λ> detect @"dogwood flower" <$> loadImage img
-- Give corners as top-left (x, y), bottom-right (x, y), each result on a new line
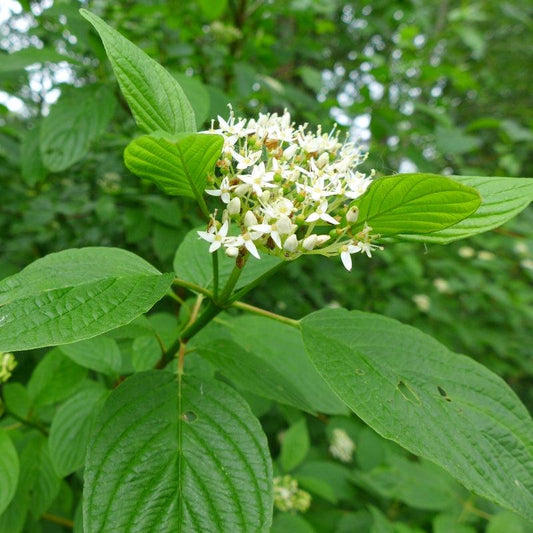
top-left (200, 106), bottom-right (380, 270)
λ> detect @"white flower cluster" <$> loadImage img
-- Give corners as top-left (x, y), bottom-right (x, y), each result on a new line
top-left (198, 107), bottom-right (381, 271)
top-left (328, 428), bottom-right (356, 463)
top-left (273, 475), bottom-right (311, 513)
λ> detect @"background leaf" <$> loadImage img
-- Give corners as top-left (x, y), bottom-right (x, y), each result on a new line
top-left (84, 371), bottom-right (273, 532)
top-left (60, 336), bottom-right (122, 376)
top-left (354, 174), bottom-right (480, 236)
top-left (0, 429), bottom-right (19, 516)
top-left (49, 383), bottom-right (108, 477)
top-left (40, 84), bottom-right (115, 172)
top-left (280, 418), bottom-right (310, 471)
top-left (0, 247), bottom-right (173, 351)
top-left (301, 308), bottom-right (533, 520)
top-left (194, 315), bottom-right (347, 415)
top-left (173, 227), bottom-right (281, 290)
top-left (80, 9), bottom-right (196, 134)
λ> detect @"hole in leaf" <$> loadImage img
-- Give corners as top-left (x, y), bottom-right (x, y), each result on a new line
top-left (437, 385), bottom-right (452, 402)
top-left (183, 411), bottom-right (197, 423)
top-left (354, 368), bottom-right (365, 376)
top-left (397, 380), bottom-right (421, 404)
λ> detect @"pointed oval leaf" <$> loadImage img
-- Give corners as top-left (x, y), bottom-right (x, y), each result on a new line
top-left (354, 174), bottom-right (480, 236)
top-left (124, 132), bottom-right (223, 206)
top-left (84, 371), bottom-right (273, 532)
top-left (301, 309), bottom-right (533, 520)
top-left (396, 176), bottom-right (533, 243)
top-left (0, 248), bottom-right (173, 352)
top-left (0, 429), bottom-right (19, 516)
top-left (80, 9), bottom-right (196, 134)
top-left (49, 383), bottom-right (108, 477)
top-left (40, 84), bottom-right (115, 172)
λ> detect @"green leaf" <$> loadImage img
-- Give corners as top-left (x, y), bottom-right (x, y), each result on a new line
top-left (131, 335), bottom-right (162, 371)
top-left (397, 176), bottom-right (533, 244)
top-left (271, 513), bottom-right (315, 533)
top-left (173, 73), bottom-right (211, 128)
top-left (80, 9), bottom-right (196, 134)
top-left (435, 126), bottom-right (482, 155)
top-left (27, 349), bottom-right (87, 407)
top-left (20, 124), bottom-right (47, 186)
top-left (0, 429), bottom-right (19, 516)
top-left (194, 315), bottom-right (347, 415)
top-left (487, 511), bottom-right (530, 533)
top-left (49, 383), bottom-right (108, 477)
top-left (0, 47), bottom-right (78, 72)
top-left (20, 435), bottom-right (61, 518)
top-left (354, 174), bottom-right (481, 236)
top-left (301, 309), bottom-right (533, 520)
top-left (40, 84), bottom-right (115, 172)
top-left (124, 132), bottom-right (223, 207)
top-left (84, 371), bottom-right (273, 532)
top-left (60, 336), bottom-right (122, 376)
top-left (198, 0), bottom-right (228, 20)
top-left (2, 382), bottom-right (31, 419)
top-left (0, 247), bottom-right (173, 352)
top-left (281, 418), bottom-right (310, 472)
top-left (173, 227), bottom-right (282, 291)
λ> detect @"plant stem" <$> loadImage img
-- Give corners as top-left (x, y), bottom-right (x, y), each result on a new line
top-left (41, 513), bottom-right (74, 529)
top-left (212, 251), bottom-right (220, 300)
top-left (232, 301), bottom-right (300, 328)
top-left (5, 409), bottom-right (48, 436)
top-left (227, 260), bottom-right (287, 304)
top-left (173, 278), bottom-right (212, 298)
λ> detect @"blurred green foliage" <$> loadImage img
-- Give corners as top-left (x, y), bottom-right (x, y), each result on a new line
top-left (0, 0), bottom-right (532, 531)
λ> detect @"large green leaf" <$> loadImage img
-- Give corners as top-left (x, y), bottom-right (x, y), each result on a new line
top-left (80, 9), bottom-right (196, 134)
top-left (397, 176), bottom-right (533, 243)
top-left (20, 123), bottom-right (47, 186)
top-left (173, 227), bottom-right (281, 290)
top-left (40, 84), bottom-right (115, 172)
top-left (0, 248), bottom-right (173, 352)
top-left (84, 371), bottom-right (273, 532)
top-left (354, 173), bottom-right (480, 236)
top-left (301, 309), bottom-right (533, 520)
top-left (0, 430), bottom-right (19, 516)
top-left (49, 383), bottom-right (108, 477)
top-left (194, 316), bottom-right (347, 415)
top-left (124, 132), bottom-right (223, 205)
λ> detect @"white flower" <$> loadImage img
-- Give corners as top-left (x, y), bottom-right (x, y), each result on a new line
top-left (413, 294), bottom-right (431, 312)
top-left (243, 210), bottom-right (258, 227)
top-left (205, 176), bottom-right (232, 204)
top-left (302, 234), bottom-right (318, 250)
top-left (251, 216), bottom-right (293, 249)
top-left (197, 220), bottom-right (229, 253)
top-left (340, 243), bottom-right (361, 271)
top-left (232, 149), bottom-right (262, 170)
top-left (239, 162), bottom-right (276, 196)
top-left (305, 199), bottom-right (339, 225)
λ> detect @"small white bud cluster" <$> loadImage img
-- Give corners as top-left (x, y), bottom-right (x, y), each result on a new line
top-left (328, 428), bottom-right (356, 463)
top-left (273, 475), bottom-right (312, 513)
top-left (198, 107), bottom-right (381, 270)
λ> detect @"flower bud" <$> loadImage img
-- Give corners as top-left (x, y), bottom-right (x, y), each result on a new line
top-left (260, 190), bottom-right (271, 203)
top-left (225, 246), bottom-right (239, 258)
top-left (283, 234), bottom-right (298, 252)
top-left (277, 216), bottom-right (293, 235)
top-left (346, 206), bottom-right (359, 223)
top-left (283, 144), bottom-right (298, 160)
top-left (244, 210), bottom-right (258, 227)
top-left (317, 152), bottom-right (329, 169)
top-left (302, 234), bottom-right (318, 250)
top-left (228, 197), bottom-right (241, 215)
top-left (316, 235), bottom-right (331, 246)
